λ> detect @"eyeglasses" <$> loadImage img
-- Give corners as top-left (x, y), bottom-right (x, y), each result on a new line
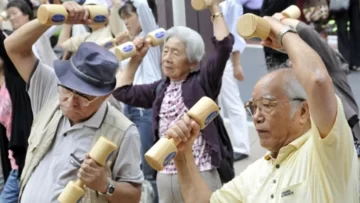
top-left (244, 97), bottom-right (305, 116)
top-left (57, 84), bottom-right (96, 107)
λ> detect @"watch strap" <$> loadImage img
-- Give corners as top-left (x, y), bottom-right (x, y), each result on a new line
top-left (98, 178), bottom-right (115, 196)
top-left (277, 25), bottom-right (297, 46)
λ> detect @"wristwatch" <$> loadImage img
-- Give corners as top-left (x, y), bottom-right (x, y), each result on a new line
top-left (99, 178), bottom-right (115, 196)
top-left (277, 25), bottom-right (297, 46)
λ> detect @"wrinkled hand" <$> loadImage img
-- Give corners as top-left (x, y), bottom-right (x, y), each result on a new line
top-left (63, 1), bottom-right (92, 25)
top-left (261, 16), bottom-right (288, 51)
top-left (115, 31), bottom-right (131, 45)
top-left (131, 37), bottom-right (150, 61)
top-left (166, 114), bottom-right (200, 153)
top-left (78, 154), bottom-right (109, 193)
top-left (233, 64), bottom-right (244, 81)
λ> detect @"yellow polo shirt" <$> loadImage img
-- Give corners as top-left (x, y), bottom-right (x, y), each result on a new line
top-left (211, 96), bottom-right (359, 203)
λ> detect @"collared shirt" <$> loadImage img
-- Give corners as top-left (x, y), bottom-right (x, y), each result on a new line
top-left (220, 0), bottom-right (246, 53)
top-left (210, 96), bottom-right (359, 203)
top-left (21, 61), bottom-right (144, 202)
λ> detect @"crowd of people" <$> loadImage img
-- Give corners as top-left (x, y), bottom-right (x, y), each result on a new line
top-left (0, 0), bottom-right (358, 202)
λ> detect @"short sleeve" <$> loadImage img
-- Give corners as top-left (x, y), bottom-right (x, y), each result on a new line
top-left (112, 125), bottom-right (144, 184)
top-left (27, 60), bottom-right (59, 116)
top-left (210, 175), bottom-right (245, 203)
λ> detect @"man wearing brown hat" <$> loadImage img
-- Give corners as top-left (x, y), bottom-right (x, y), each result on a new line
top-left (4, 1), bottom-right (143, 203)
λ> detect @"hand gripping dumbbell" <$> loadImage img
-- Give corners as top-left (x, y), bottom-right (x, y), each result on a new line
top-left (236, 5), bottom-right (301, 40)
top-left (114, 28), bottom-right (166, 61)
top-left (57, 136), bottom-right (117, 203)
top-left (37, 4), bottom-right (108, 26)
top-left (144, 96), bottom-right (220, 171)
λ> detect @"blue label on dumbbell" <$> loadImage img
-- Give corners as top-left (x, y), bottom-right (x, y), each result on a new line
top-left (103, 41), bottom-right (113, 48)
top-left (106, 151), bottom-right (114, 162)
top-left (155, 31), bottom-right (165, 39)
top-left (52, 14), bottom-right (65, 23)
top-left (163, 152), bottom-right (177, 166)
top-left (204, 111), bottom-right (218, 127)
top-left (93, 15), bottom-right (107, 23)
top-left (122, 44), bottom-right (133, 53)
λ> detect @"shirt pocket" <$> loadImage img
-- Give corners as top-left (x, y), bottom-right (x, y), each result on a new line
top-left (279, 181), bottom-right (310, 203)
top-left (57, 154), bottom-right (83, 188)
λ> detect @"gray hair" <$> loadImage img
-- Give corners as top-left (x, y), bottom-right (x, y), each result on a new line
top-left (270, 67), bottom-right (307, 117)
top-left (165, 26), bottom-right (205, 63)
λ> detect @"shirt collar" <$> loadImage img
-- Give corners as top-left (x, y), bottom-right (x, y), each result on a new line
top-left (264, 129), bottom-right (311, 161)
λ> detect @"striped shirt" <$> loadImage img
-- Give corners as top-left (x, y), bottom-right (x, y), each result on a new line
top-left (158, 80), bottom-right (213, 174)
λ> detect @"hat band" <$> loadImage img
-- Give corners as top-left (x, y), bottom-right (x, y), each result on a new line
top-left (70, 58), bottom-right (114, 87)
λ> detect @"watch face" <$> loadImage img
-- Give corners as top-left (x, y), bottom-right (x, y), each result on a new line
top-left (108, 185), bottom-right (115, 194)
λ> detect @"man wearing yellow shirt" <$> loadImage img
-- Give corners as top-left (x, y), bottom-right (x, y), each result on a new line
top-left (165, 16), bottom-right (359, 203)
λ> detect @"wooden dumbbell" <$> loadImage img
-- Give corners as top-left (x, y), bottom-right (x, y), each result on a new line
top-left (236, 5), bottom-right (301, 40)
top-left (145, 96), bottom-right (220, 171)
top-left (0, 11), bottom-right (7, 21)
top-left (98, 37), bottom-right (118, 49)
top-left (37, 4), bottom-right (108, 26)
top-left (191, 0), bottom-right (213, 11)
top-left (57, 136), bottom-right (117, 203)
top-left (114, 28), bottom-right (166, 61)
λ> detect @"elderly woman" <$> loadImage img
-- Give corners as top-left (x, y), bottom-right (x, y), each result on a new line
top-left (112, 1), bottom-right (234, 202)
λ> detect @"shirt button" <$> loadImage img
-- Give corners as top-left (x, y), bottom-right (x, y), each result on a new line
top-left (273, 179), bottom-right (276, 184)
top-left (270, 194), bottom-right (274, 199)
top-left (276, 164), bottom-right (280, 169)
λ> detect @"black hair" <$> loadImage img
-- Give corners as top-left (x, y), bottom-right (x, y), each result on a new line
top-left (119, 0), bottom-right (158, 23)
top-left (6, 0), bottom-right (34, 20)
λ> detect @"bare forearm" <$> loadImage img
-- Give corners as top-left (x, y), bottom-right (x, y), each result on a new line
top-left (116, 58), bottom-right (141, 88)
top-left (105, 182), bottom-right (141, 203)
top-left (5, 19), bottom-right (51, 55)
top-left (174, 151), bottom-right (212, 203)
top-left (209, 5), bottom-right (230, 41)
top-left (57, 24), bottom-right (72, 48)
top-left (282, 33), bottom-right (330, 92)
top-left (282, 32), bottom-right (336, 136)
top-left (231, 51), bottom-right (240, 66)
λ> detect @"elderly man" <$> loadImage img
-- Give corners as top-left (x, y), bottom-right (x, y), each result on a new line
top-left (4, 2), bottom-right (143, 203)
top-left (165, 16), bottom-right (359, 202)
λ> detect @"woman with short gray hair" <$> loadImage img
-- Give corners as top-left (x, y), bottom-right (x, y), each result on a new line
top-left (113, 1), bottom-right (234, 202)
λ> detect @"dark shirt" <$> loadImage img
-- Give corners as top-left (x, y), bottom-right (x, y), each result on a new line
top-left (113, 34), bottom-right (234, 167)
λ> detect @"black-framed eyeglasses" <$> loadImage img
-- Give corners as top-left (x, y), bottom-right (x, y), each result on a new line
top-left (244, 97), bottom-right (305, 116)
top-left (57, 84), bottom-right (96, 107)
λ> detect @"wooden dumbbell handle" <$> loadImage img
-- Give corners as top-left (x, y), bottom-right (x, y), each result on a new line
top-left (237, 5), bottom-right (300, 40)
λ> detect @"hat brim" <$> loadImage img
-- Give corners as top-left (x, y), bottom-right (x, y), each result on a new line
top-left (53, 60), bottom-right (116, 97)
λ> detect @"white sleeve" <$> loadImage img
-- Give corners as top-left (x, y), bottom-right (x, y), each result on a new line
top-left (230, 2), bottom-right (246, 53)
top-left (132, 0), bottom-right (157, 35)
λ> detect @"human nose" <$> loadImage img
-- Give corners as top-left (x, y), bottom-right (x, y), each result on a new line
top-left (252, 107), bottom-right (265, 124)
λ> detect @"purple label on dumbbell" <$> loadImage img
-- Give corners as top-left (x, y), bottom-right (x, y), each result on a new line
top-left (163, 152), bottom-right (177, 166)
top-left (52, 14), bottom-right (65, 23)
top-left (155, 31), bottom-right (165, 39)
top-left (204, 111), bottom-right (218, 126)
top-left (93, 15), bottom-right (107, 23)
top-left (122, 44), bottom-right (133, 52)
top-left (104, 41), bottom-right (113, 48)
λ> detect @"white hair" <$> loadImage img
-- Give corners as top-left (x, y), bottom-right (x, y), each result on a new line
top-left (165, 26), bottom-right (205, 63)
top-left (270, 68), bottom-right (307, 117)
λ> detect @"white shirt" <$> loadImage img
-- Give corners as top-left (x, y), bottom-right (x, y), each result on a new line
top-left (120, 0), bottom-right (162, 85)
top-left (220, 0), bottom-right (247, 53)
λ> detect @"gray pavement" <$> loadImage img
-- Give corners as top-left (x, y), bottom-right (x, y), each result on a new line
top-left (232, 45), bottom-right (360, 174)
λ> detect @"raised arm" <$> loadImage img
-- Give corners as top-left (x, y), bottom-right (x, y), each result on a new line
top-left (109, 0), bottom-right (127, 36)
top-left (112, 38), bottom-right (159, 108)
top-left (264, 17), bottom-right (336, 137)
top-left (4, 19), bottom-right (50, 83)
top-left (280, 18), bottom-right (342, 73)
top-left (200, 2), bottom-right (234, 98)
top-left (132, 0), bottom-right (157, 35)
